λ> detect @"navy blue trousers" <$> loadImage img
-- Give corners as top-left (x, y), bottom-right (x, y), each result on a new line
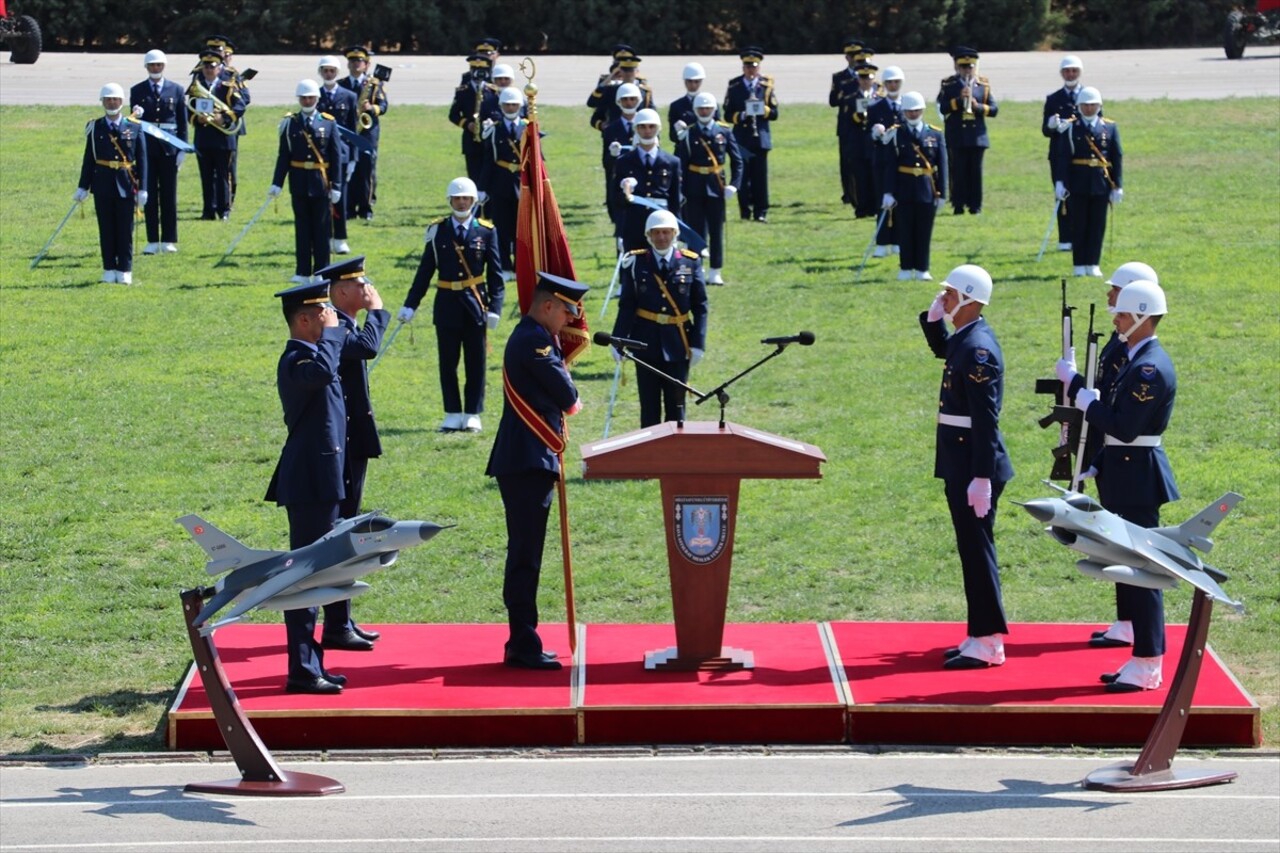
top-left (284, 502), bottom-right (340, 680)
top-left (944, 478), bottom-right (1009, 638)
top-left (497, 472), bottom-right (558, 660)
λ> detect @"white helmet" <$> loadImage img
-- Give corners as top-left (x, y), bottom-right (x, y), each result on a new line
top-left (1060, 55), bottom-right (1083, 71)
top-left (99, 83), bottom-right (124, 99)
top-left (901, 91), bottom-right (926, 111)
top-left (693, 92), bottom-right (717, 111)
top-left (143, 49), bottom-right (167, 66)
top-left (295, 79), bottom-right (321, 98)
top-left (1078, 86), bottom-right (1102, 105)
top-left (447, 176), bottom-right (478, 198)
top-left (492, 63), bottom-right (514, 81)
top-left (942, 264), bottom-right (994, 306)
top-left (616, 83), bottom-right (642, 102)
top-left (318, 55), bottom-right (342, 70)
top-left (682, 62), bottom-right (706, 81)
top-left (881, 65), bottom-right (904, 83)
top-left (499, 86), bottom-right (524, 106)
top-left (645, 209), bottom-right (678, 232)
top-left (634, 108), bottom-right (661, 128)
top-left (1106, 261), bottom-right (1159, 289)
top-left (1111, 280), bottom-right (1166, 317)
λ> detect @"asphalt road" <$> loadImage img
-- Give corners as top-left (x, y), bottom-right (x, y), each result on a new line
top-left (2, 751), bottom-right (1277, 851)
top-left (1, 48), bottom-right (1277, 107)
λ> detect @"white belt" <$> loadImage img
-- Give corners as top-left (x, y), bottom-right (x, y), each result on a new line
top-left (158, 123), bottom-right (178, 131)
top-left (937, 414), bottom-right (972, 428)
top-left (1105, 435), bottom-right (1162, 447)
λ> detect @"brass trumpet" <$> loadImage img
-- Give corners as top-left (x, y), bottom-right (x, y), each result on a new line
top-left (186, 79), bottom-right (241, 135)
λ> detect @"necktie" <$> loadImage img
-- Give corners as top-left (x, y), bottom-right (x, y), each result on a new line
top-left (508, 120), bottom-right (516, 137)
top-left (658, 257), bottom-right (668, 275)
top-left (646, 152), bottom-right (654, 167)
top-left (153, 84), bottom-right (160, 99)
top-left (456, 224), bottom-right (466, 242)
top-left (623, 121), bottom-right (630, 135)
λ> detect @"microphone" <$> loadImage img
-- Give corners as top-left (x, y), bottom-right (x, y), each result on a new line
top-left (593, 331), bottom-right (648, 350)
top-left (760, 331), bottom-right (816, 347)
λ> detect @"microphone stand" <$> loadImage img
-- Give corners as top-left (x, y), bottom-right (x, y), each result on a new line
top-left (617, 347), bottom-right (704, 428)
top-left (694, 343), bottom-right (793, 429)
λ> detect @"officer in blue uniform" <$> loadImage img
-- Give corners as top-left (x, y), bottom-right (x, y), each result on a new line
top-left (486, 273), bottom-right (588, 671)
top-left (676, 92), bottom-right (741, 285)
top-left (1043, 55), bottom-right (1085, 252)
top-left (936, 47), bottom-right (997, 215)
top-left (588, 45), bottom-right (654, 133)
top-left (1057, 279), bottom-right (1177, 692)
top-left (459, 36), bottom-right (504, 85)
top-left (449, 54), bottom-right (500, 182)
top-left (129, 50), bottom-right (186, 255)
top-left (600, 83), bottom-right (643, 240)
top-left (724, 47), bottom-right (778, 222)
top-left (318, 55), bottom-right (358, 255)
top-left (188, 48), bottom-right (244, 220)
top-left (478, 87), bottom-right (529, 277)
top-left (867, 66), bottom-right (906, 257)
top-left (879, 91), bottom-right (947, 281)
top-left (611, 209), bottom-right (709, 428)
top-left (397, 177), bottom-right (504, 434)
top-left (270, 79), bottom-right (343, 284)
top-left (265, 279), bottom-right (348, 694)
top-left (614, 109), bottom-right (683, 252)
top-left (1053, 86), bottom-right (1122, 278)
top-left (667, 62), bottom-right (716, 143)
top-left (919, 265), bottom-right (1013, 670)
top-left (830, 40), bottom-right (879, 216)
top-left (76, 83), bottom-right (147, 285)
top-left (337, 45), bottom-right (388, 221)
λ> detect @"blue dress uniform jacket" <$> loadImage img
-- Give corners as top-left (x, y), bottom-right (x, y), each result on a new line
top-left (613, 247), bottom-right (708, 360)
top-left (936, 74), bottom-right (997, 148)
top-left (677, 121), bottom-right (742, 200)
top-left (881, 123), bottom-right (947, 273)
top-left (130, 78), bottom-right (187, 245)
top-left (613, 147), bottom-right (683, 250)
top-left (338, 308), bottom-right (389, 460)
top-left (724, 74), bottom-right (779, 152)
top-left (336, 74), bottom-right (388, 144)
top-left (189, 75), bottom-right (245, 151)
top-left (666, 93), bottom-right (718, 143)
top-left (1053, 117), bottom-right (1122, 196)
top-left (1041, 86), bottom-right (1080, 159)
top-left (319, 84), bottom-right (358, 135)
top-left (588, 78), bottom-right (654, 131)
top-left (78, 116), bottom-right (147, 274)
top-left (265, 329), bottom-right (348, 506)
top-left (449, 81), bottom-right (500, 178)
top-left (272, 112), bottom-right (343, 198)
top-left (403, 216), bottom-right (505, 323)
top-left (129, 79), bottom-right (188, 148)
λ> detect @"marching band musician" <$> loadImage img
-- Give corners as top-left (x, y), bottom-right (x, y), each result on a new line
top-left (724, 46), bottom-right (779, 223)
top-left (129, 49), bottom-right (186, 255)
top-left (587, 44), bottom-right (653, 133)
top-left (188, 47), bottom-right (245, 221)
top-left (830, 39), bottom-right (880, 217)
top-left (338, 45), bottom-right (388, 221)
top-left (936, 46), bottom-right (997, 216)
top-left (75, 82), bottom-right (148, 285)
top-left (202, 35), bottom-right (251, 207)
top-left (449, 53), bottom-right (500, 182)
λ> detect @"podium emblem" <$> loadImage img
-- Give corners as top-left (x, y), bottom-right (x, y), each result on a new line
top-left (674, 496), bottom-right (729, 564)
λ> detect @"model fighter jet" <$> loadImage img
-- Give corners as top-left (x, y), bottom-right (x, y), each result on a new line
top-left (1019, 484), bottom-right (1244, 613)
top-left (178, 511), bottom-right (445, 635)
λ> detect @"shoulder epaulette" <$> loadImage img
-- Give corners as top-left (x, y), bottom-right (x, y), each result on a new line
top-left (941, 75), bottom-right (958, 85)
top-left (716, 120), bottom-right (733, 128)
top-left (679, 248), bottom-right (699, 259)
top-left (319, 111), bottom-right (334, 120)
top-left (278, 115), bottom-right (293, 134)
top-left (728, 75), bottom-right (744, 85)
top-left (85, 119), bottom-right (95, 135)
top-left (629, 248), bottom-right (647, 255)
top-left (1102, 118), bottom-right (1116, 125)
top-left (456, 84), bottom-right (469, 92)
top-left (761, 74), bottom-right (775, 83)
top-left (433, 215), bottom-right (451, 226)
top-left (928, 123), bottom-right (942, 132)
top-left (476, 216), bottom-right (495, 228)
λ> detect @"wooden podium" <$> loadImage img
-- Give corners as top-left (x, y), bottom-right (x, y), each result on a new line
top-left (581, 421), bottom-right (825, 670)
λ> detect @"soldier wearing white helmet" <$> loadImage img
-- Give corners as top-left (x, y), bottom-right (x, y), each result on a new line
top-left (316, 55), bottom-right (358, 255)
top-left (920, 264), bottom-right (1014, 671)
top-left (75, 82), bottom-right (148, 284)
top-left (269, 80), bottom-right (343, 284)
top-left (398, 177), bottom-right (504, 434)
top-left (1043, 55), bottom-right (1086, 251)
top-left (867, 65), bottom-right (906, 257)
top-left (129, 49), bottom-right (187, 256)
top-left (601, 82), bottom-right (645, 241)
top-left (677, 91), bottom-right (742, 284)
top-left (611, 209), bottom-right (709, 427)
top-left (668, 61), bottom-right (715, 143)
top-left (479, 87), bottom-right (530, 279)
top-left (879, 90), bottom-right (947, 280)
top-left (1053, 85), bottom-right (1122, 278)
top-left (614, 108), bottom-right (683, 251)
top-left (1055, 279), bottom-right (1178, 693)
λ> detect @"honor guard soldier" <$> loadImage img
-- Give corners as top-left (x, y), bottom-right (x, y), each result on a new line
top-left (449, 53), bottom-right (500, 182)
top-left (269, 80), bottom-right (343, 284)
top-left (129, 49), bottom-right (186, 255)
top-left (486, 273), bottom-right (589, 671)
top-left (490, 64), bottom-right (527, 117)
top-left (265, 279), bottom-right (349, 695)
top-left (188, 48), bottom-right (245, 220)
top-left (75, 83), bottom-right (148, 284)
top-left (676, 92), bottom-right (741, 285)
top-left (1043, 55), bottom-right (1085, 252)
top-left (879, 91), bottom-right (947, 281)
top-left (1054, 280), bottom-right (1177, 692)
top-left (611, 209), bottom-right (709, 427)
top-left (312, 255), bottom-right (390, 652)
top-left (338, 45), bottom-right (388, 221)
top-left (201, 35), bottom-right (251, 206)
top-left (397, 177), bottom-right (505, 434)
top-left (919, 265), bottom-right (1014, 671)
top-left (1053, 86), bottom-right (1122, 278)
top-left (460, 36), bottom-right (503, 84)
top-left (613, 109), bottom-right (683, 252)
top-left (936, 47), bottom-right (997, 215)
top-left (830, 39), bottom-right (880, 216)
top-left (318, 55), bottom-right (358, 255)
top-left (601, 82), bottom-right (644, 241)
top-left (724, 46), bottom-right (779, 222)
top-left (868, 65), bottom-right (906, 257)
top-left (588, 44), bottom-right (654, 133)
top-left (478, 86), bottom-right (530, 279)
top-left (668, 62), bottom-right (717, 143)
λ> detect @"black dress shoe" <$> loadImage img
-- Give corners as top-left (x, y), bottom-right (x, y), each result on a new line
top-left (968, 208), bottom-right (982, 215)
top-left (953, 208), bottom-right (965, 215)
top-left (352, 625), bottom-right (381, 642)
top-left (943, 646), bottom-right (963, 659)
top-left (504, 652), bottom-right (563, 671)
top-left (1089, 635), bottom-right (1132, 648)
top-left (943, 654), bottom-right (993, 670)
top-left (1105, 681), bottom-right (1143, 694)
top-left (321, 630), bottom-right (375, 651)
top-left (1100, 671), bottom-right (1120, 684)
top-left (286, 675), bottom-right (343, 694)
top-left (321, 671), bottom-right (348, 686)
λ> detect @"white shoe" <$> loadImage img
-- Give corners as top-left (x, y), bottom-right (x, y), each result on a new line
top-left (462, 414), bottom-right (482, 432)
top-left (896, 270), bottom-right (912, 281)
top-left (1072, 266), bottom-right (1087, 276)
top-left (142, 242), bottom-right (160, 255)
top-left (118, 270), bottom-right (133, 285)
top-left (707, 268), bottom-right (724, 285)
top-left (1088, 265), bottom-right (1103, 277)
top-left (1100, 619), bottom-right (1134, 645)
top-left (1114, 655), bottom-right (1163, 690)
top-left (332, 239), bottom-right (350, 254)
top-left (958, 634), bottom-right (1006, 665)
top-left (917, 270), bottom-right (933, 281)
top-left (890, 245), bottom-right (900, 255)
top-left (162, 242), bottom-right (178, 253)
top-left (439, 413), bottom-right (464, 432)
top-left (101, 270), bottom-right (118, 283)
top-left (289, 274), bottom-right (310, 284)
top-left (872, 246), bottom-right (887, 258)
top-left (700, 247), bottom-right (710, 259)
top-left (1057, 242), bottom-right (1072, 251)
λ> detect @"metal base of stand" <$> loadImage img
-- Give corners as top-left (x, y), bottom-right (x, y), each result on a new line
top-left (186, 772), bottom-right (345, 797)
top-left (644, 646), bottom-right (754, 671)
top-left (1084, 762), bottom-right (1237, 792)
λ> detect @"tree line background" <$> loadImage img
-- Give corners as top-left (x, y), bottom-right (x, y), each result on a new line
top-left (10, 0), bottom-right (1241, 54)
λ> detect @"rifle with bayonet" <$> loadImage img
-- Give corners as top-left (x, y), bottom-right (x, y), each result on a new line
top-left (1070, 304), bottom-right (1102, 490)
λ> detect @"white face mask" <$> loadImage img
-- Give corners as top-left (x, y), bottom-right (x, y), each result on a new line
top-left (697, 112), bottom-right (715, 127)
top-left (620, 105), bottom-right (638, 118)
top-left (104, 105), bottom-right (122, 117)
top-left (451, 205), bottom-right (473, 222)
top-left (907, 117), bottom-right (924, 130)
top-left (148, 71), bottom-right (163, 82)
top-left (301, 103), bottom-right (317, 115)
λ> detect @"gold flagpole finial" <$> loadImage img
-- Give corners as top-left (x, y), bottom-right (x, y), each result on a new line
top-left (519, 57), bottom-right (538, 120)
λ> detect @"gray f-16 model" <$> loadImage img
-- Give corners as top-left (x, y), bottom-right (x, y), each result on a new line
top-left (178, 511), bottom-right (445, 635)
top-left (1019, 484), bottom-right (1245, 613)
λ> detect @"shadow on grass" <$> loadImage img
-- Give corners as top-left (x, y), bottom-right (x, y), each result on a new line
top-left (38, 689), bottom-right (172, 719)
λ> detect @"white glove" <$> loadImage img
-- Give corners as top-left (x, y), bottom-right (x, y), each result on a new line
top-left (132, 105), bottom-right (144, 118)
top-left (482, 117), bottom-right (494, 131)
top-left (268, 185), bottom-right (283, 198)
top-left (724, 185), bottom-right (738, 199)
top-left (881, 193), bottom-right (896, 210)
top-left (485, 311), bottom-right (499, 331)
top-left (1075, 386), bottom-right (1098, 412)
top-left (1056, 348), bottom-right (1077, 384)
top-left (871, 123), bottom-right (885, 139)
top-left (880, 126), bottom-right (897, 144)
top-left (690, 347), bottom-right (704, 368)
top-left (935, 197), bottom-right (946, 210)
top-left (1047, 114), bottom-right (1060, 130)
top-left (610, 346), bottom-right (623, 363)
top-left (176, 151), bottom-right (186, 170)
top-left (1080, 466), bottom-right (1098, 481)
top-left (73, 187), bottom-right (89, 202)
top-left (1055, 119), bottom-right (1072, 134)
top-left (967, 477), bottom-right (993, 519)
top-left (329, 189), bottom-right (342, 205)
top-left (1054, 181), bottom-right (1068, 201)
top-left (926, 292), bottom-right (946, 323)
top-left (1110, 188), bottom-right (1124, 205)
top-left (397, 306), bottom-right (415, 323)
top-left (673, 120), bottom-right (687, 134)
top-left (620, 176), bottom-right (638, 194)
top-left (477, 190), bottom-right (489, 204)
top-left (608, 141), bottom-right (622, 157)
top-left (136, 190), bottom-right (149, 207)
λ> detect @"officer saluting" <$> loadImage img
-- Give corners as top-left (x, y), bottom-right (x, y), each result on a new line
top-left (587, 44), bottom-right (654, 133)
top-left (269, 79), bottom-right (343, 285)
top-left (611, 209), bottom-right (709, 428)
top-left (75, 83), bottom-right (147, 285)
top-left (129, 49), bottom-right (186, 255)
top-left (936, 46), bottom-right (997, 216)
top-left (724, 46), bottom-right (779, 223)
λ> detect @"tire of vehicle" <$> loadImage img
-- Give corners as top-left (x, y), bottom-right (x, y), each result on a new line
top-left (1224, 10), bottom-right (1247, 59)
top-left (8, 15), bottom-right (42, 64)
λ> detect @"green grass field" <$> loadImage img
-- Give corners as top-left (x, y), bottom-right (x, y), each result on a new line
top-left (1, 97), bottom-right (1276, 754)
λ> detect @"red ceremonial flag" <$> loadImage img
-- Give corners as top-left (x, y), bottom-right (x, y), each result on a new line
top-left (515, 99), bottom-right (589, 366)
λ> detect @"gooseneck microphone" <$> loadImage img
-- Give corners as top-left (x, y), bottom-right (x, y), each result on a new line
top-left (593, 331), bottom-right (649, 350)
top-left (760, 331), bottom-right (816, 346)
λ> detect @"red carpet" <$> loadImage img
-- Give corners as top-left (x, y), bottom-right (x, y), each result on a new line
top-left (168, 622), bottom-right (1259, 751)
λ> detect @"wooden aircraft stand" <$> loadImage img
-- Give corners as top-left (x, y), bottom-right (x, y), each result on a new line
top-left (179, 588), bottom-right (344, 796)
top-left (581, 421), bottom-right (825, 671)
